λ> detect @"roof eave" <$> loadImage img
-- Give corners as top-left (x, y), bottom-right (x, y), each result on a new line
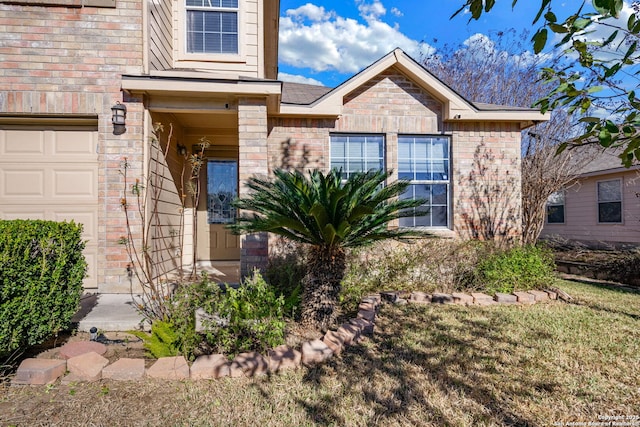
top-left (121, 74), bottom-right (282, 97)
top-left (276, 49), bottom-right (550, 126)
top-left (579, 164), bottom-right (640, 178)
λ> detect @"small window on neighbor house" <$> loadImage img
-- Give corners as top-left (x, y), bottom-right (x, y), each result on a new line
top-left (397, 135), bottom-right (450, 228)
top-left (597, 179), bottom-right (622, 223)
top-left (546, 191), bottom-right (565, 224)
top-left (186, 0), bottom-right (238, 54)
top-left (330, 134), bottom-right (384, 179)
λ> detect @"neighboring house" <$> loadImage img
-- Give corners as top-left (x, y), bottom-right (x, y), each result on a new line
top-left (541, 148), bottom-right (640, 248)
top-left (0, 0), bottom-right (548, 293)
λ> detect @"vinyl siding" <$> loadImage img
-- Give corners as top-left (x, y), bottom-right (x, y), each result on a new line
top-left (147, 114), bottom-right (187, 277)
top-left (171, 0), bottom-right (261, 77)
top-left (542, 170), bottom-right (640, 246)
top-left (149, 0), bottom-right (173, 70)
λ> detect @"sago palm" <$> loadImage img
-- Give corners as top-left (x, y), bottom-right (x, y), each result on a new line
top-left (229, 168), bottom-right (425, 331)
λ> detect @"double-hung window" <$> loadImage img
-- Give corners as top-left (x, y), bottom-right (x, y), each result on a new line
top-left (546, 191), bottom-right (565, 224)
top-left (597, 179), bottom-right (622, 223)
top-left (186, 0), bottom-right (238, 54)
top-left (398, 135), bottom-right (450, 228)
top-left (330, 134), bottom-right (384, 179)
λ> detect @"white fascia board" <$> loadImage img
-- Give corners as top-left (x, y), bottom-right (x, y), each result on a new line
top-left (448, 110), bottom-right (551, 122)
top-left (277, 49), bottom-right (478, 119)
top-left (274, 48), bottom-right (551, 124)
top-left (309, 54), bottom-right (398, 110)
top-left (278, 103), bottom-right (341, 116)
top-left (391, 50), bottom-right (475, 118)
top-left (122, 76), bottom-right (282, 97)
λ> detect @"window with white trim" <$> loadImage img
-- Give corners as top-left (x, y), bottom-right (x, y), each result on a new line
top-left (330, 134), bottom-right (384, 179)
top-left (186, 0), bottom-right (238, 54)
top-left (546, 191), bottom-right (565, 224)
top-left (597, 179), bottom-right (622, 223)
top-left (398, 135), bottom-right (450, 228)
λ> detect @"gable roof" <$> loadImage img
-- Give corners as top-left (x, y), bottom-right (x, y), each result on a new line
top-left (276, 48), bottom-right (549, 128)
top-left (281, 82), bottom-right (332, 104)
top-left (572, 145), bottom-right (640, 176)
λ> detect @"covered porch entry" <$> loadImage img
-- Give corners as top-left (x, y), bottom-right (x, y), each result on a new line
top-left (150, 108), bottom-right (241, 284)
top-left (122, 73), bottom-right (280, 284)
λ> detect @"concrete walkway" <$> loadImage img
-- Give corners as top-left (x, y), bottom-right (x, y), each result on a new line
top-left (73, 261), bottom-right (241, 332)
top-left (73, 293), bottom-right (147, 332)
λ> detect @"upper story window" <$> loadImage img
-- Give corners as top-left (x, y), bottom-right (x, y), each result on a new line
top-left (398, 135), bottom-right (450, 228)
top-left (186, 0), bottom-right (238, 54)
top-left (597, 179), bottom-right (622, 223)
top-left (330, 134), bottom-right (384, 179)
top-left (546, 191), bottom-right (565, 224)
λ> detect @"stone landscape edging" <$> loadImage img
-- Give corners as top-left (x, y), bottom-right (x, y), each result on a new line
top-left (12, 289), bottom-right (562, 385)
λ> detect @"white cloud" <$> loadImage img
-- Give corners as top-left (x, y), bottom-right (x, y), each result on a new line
top-left (463, 33), bottom-right (496, 53)
top-left (390, 7), bottom-right (403, 17)
top-left (357, 0), bottom-right (386, 20)
top-left (285, 3), bottom-right (333, 22)
top-left (459, 33), bottom-right (550, 68)
top-left (278, 72), bottom-right (324, 86)
top-left (279, 1), bottom-right (434, 74)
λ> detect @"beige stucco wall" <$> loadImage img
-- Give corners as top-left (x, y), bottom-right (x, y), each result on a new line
top-left (267, 69), bottom-right (523, 241)
top-left (0, 0), bottom-right (145, 292)
top-left (541, 170), bottom-right (640, 247)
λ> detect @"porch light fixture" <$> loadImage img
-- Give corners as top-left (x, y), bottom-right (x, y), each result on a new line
top-left (111, 101), bottom-right (127, 135)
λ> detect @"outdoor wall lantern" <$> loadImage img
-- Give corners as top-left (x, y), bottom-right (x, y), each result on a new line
top-left (111, 101), bottom-right (127, 135)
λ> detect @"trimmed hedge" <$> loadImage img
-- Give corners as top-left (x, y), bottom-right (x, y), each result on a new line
top-left (0, 220), bottom-right (87, 356)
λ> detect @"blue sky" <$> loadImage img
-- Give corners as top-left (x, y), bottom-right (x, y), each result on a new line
top-left (277, 0), bottom-right (596, 87)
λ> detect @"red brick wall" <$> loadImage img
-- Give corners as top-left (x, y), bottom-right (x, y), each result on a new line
top-left (0, 0), bottom-right (145, 292)
top-left (239, 97), bottom-right (269, 276)
top-left (447, 121), bottom-right (523, 242)
top-left (339, 68), bottom-right (442, 133)
top-left (267, 69), bottom-right (523, 241)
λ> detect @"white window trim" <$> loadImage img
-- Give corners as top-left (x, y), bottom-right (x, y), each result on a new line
top-left (596, 178), bottom-right (623, 224)
top-left (176, 0), bottom-right (245, 65)
top-left (397, 134), bottom-right (451, 229)
top-left (329, 133), bottom-right (386, 180)
top-left (545, 190), bottom-right (566, 225)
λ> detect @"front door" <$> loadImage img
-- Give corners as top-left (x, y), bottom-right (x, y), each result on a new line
top-left (197, 159), bottom-right (240, 261)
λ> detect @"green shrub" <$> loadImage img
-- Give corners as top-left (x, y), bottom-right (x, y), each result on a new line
top-left (200, 271), bottom-right (286, 358)
top-left (0, 220), bottom-right (87, 357)
top-left (159, 274), bottom-right (221, 360)
top-left (265, 240), bottom-right (305, 318)
top-left (341, 239), bottom-right (494, 312)
top-left (474, 245), bottom-right (556, 294)
top-left (129, 320), bottom-right (180, 359)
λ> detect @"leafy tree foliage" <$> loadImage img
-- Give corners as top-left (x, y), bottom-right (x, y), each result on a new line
top-left (229, 169), bottom-right (424, 330)
top-left (453, 0), bottom-right (640, 166)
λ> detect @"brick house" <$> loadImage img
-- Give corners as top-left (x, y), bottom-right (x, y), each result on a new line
top-left (0, 0), bottom-right (548, 293)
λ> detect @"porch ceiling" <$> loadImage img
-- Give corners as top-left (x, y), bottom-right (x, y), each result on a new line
top-left (170, 112), bottom-right (237, 130)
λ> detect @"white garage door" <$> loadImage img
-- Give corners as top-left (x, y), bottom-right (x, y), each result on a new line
top-left (0, 127), bottom-right (99, 289)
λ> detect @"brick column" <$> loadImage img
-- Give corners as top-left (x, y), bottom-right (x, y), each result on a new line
top-left (238, 97), bottom-right (269, 278)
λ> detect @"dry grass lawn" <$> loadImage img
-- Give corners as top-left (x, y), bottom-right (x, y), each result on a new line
top-left (1, 278), bottom-right (639, 426)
